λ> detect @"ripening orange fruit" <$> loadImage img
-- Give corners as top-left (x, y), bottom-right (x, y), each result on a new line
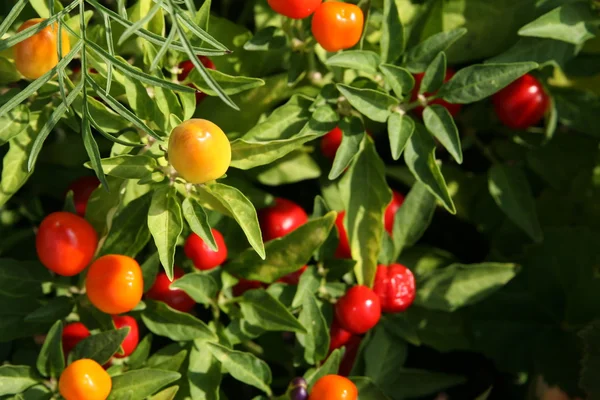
top-left (309, 374), bottom-right (358, 400)
top-left (85, 255), bottom-right (144, 314)
top-left (14, 18), bottom-right (70, 79)
top-left (167, 119), bottom-right (231, 184)
top-left (311, 2), bottom-right (364, 52)
top-left (58, 359), bottom-right (112, 400)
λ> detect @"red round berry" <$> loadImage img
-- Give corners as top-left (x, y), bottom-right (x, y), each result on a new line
top-left (111, 315), bottom-right (139, 358)
top-left (184, 229), bottom-right (228, 271)
top-left (492, 74), bottom-right (550, 130)
top-left (373, 263), bottom-right (416, 313)
top-left (334, 211), bottom-right (352, 259)
top-left (384, 191), bottom-right (405, 235)
top-left (66, 176), bottom-right (100, 217)
top-left (328, 317), bottom-right (353, 353)
top-left (232, 279), bottom-right (265, 297)
top-left (278, 265), bottom-right (307, 285)
top-left (335, 285), bottom-right (381, 334)
top-left (338, 335), bottom-right (361, 377)
top-left (320, 127), bottom-right (343, 160)
top-left (146, 266), bottom-right (196, 313)
top-left (62, 322), bottom-right (90, 358)
top-left (258, 198), bottom-right (308, 242)
top-left (411, 68), bottom-right (462, 118)
top-left (178, 56), bottom-right (216, 104)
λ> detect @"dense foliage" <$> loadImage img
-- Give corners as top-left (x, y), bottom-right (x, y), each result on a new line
top-left (1, 0), bottom-right (600, 399)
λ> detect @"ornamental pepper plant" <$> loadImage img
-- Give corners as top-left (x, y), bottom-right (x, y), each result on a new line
top-left (0, 0), bottom-right (600, 399)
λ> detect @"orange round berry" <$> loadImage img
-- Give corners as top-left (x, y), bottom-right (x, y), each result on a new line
top-left (311, 2), bottom-right (364, 52)
top-left (309, 374), bottom-right (358, 400)
top-left (14, 18), bottom-right (71, 80)
top-left (36, 211), bottom-right (98, 276)
top-left (58, 359), bottom-right (112, 400)
top-left (85, 255), bottom-right (143, 314)
top-left (167, 119), bottom-right (231, 184)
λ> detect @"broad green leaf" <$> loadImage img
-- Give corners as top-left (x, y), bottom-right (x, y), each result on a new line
top-left (25, 297), bottom-right (74, 323)
top-left (381, 0), bottom-right (404, 64)
top-left (243, 26), bottom-right (287, 51)
top-left (0, 259), bottom-right (50, 298)
top-left (419, 52), bottom-right (446, 94)
top-left (188, 340), bottom-right (221, 400)
top-left (254, 150), bottom-right (321, 186)
top-left (85, 176), bottom-right (123, 238)
top-left (36, 321), bottom-right (64, 378)
top-left (205, 342), bottom-right (272, 395)
top-left (364, 326), bottom-right (408, 385)
top-left (225, 213), bottom-right (335, 282)
top-left (181, 198), bottom-right (217, 252)
top-left (93, 155), bottom-right (157, 180)
top-left (0, 57), bottom-right (20, 85)
top-left (416, 262), bottom-right (519, 311)
top-left (127, 334), bottom-right (152, 369)
top-left (350, 377), bottom-right (392, 400)
top-left (198, 183), bottom-right (264, 258)
top-left (439, 62), bottom-right (538, 104)
top-left (392, 182), bottom-right (436, 259)
top-left (404, 125), bottom-right (455, 214)
top-left (387, 112), bottom-right (414, 160)
top-left (99, 193), bottom-right (152, 258)
top-left (0, 104), bottom-right (29, 146)
top-left (326, 51), bottom-right (381, 73)
top-left (488, 164), bottom-right (543, 242)
top-left (339, 139), bottom-right (392, 286)
top-left (486, 37), bottom-right (576, 68)
top-left (187, 69), bottom-right (265, 96)
top-left (336, 84), bottom-right (399, 123)
top-left (377, 368), bottom-right (466, 397)
top-left (239, 289), bottom-right (307, 333)
top-left (150, 386), bottom-right (179, 400)
top-left (108, 369), bottom-right (181, 400)
top-left (379, 64), bottom-right (414, 99)
top-left (141, 300), bottom-right (217, 341)
top-left (297, 294), bottom-right (329, 364)
top-left (304, 348), bottom-right (344, 388)
top-left (141, 252), bottom-right (160, 293)
top-left (123, 75), bottom-right (167, 131)
top-left (406, 28), bottom-right (468, 73)
top-left (518, 2), bottom-right (598, 45)
top-left (147, 349), bottom-right (187, 372)
top-left (148, 186), bottom-right (183, 280)
top-left (553, 87), bottom-right (600, 138)
top-left (170, 273), bottom-right (218, 306)
top-left (0, 366), bottom-right (38, 396)
top-left (423, 105), bottom-right (462, 164)
top-left (70, 328), bottom-right (129, 365)
top-left (329, 117), bottom-right (365, 180)
top-left (78, 299), bottom-right (115, 332)
top-left (292, 266), bottom-right (321, 309)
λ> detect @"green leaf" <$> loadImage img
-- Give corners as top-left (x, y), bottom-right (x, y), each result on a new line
top-left (339, 139), bottom-right (392, 286)
top-left (326, 51), bottom-right (381, 74)
top-left (404, 125), bottom-right (455, 214)
top-left (150, 386), bottom-right (179, 400)
top-left (78, 299), bottom-right (115, 332)
top-left (380, 0), bottom-right (404, 64)
top-left (0, 104), bottom-right (29, 146)
top-left (488, 164), bottom-right (543, 242)
top-left (416, 262), bottom-right (519, 311)
top-left (147, 349), bottom-right (187, 372)
top-left (419, 52), bottom-right (447, 94)
top-left (239, 289), bottom-right (307, 333)
top-left (364, 326), bottom-right (408, 386)
top-left (70, 328), bottom-right (130, 365)
top-left (297, 294), bottom-right (329, 364)
top-left (486, 37), bottom-right (576, 68)
top-left (0, 366), bottom-right (38, 396)
top-left (254, 150), bottom-right (321, 186)
top-left (148, 186), bottom-right (183, 280)
top-left (141, 300), bottom-right (217, 341)
top-left (0, 259), bottom-right (50, 298)
top-left (350, 377), bottom-right (391, 400)
top-left (25, 297), bottom-right (74, 323)
top-left (243, 26), bottom-right (287, 51)
top-left (406, 28), bottom-right (468, 73)
top-left (225, 213), bottom-right (335, 282)
top-left (0, 57), bottom-right (20, 85)
top-left (387, 112), bottom-right (415, 160)
top-left (108, 369), bottom-right (181, 400)
top-left (36, 321), bottom-right (64, 378)
top-left (336, 84), bottom-right (399, 123)
top-left (292, 266), bottom-right (321, 309)
top-left (93, 155), bottom-right (157, 179)
top-left (170, 273), bottom-right (218, 306)
top-left (206, 342), bottom-right (272, 395)
top-left (187, 69), bottom-right (265, 96)
top-left (379, 64), bottom-right (414, 99)
top-left (329, 117), bottom-right (365, 180)
top-left (423, 105), bottom-right (462, 164)
top-left (181, 198), bottom-right (217, 252)
top-left (127, 334), bottom-right (152, 369)
top-left (439, 62), bottom-right (538, 104)
top-left (392, 182), bottom-right (436, 259)
top-left (141, 252), bottom-right (160, 293)
top-left (85, 176), bottom-right (123, 238)
top-left (188, 340), bottom-right (221, 400)
top-left (198, 183), bottom-right (265, 259)
top-left (518, 2), bottom-right (598, 45)
top-left (379, 368), bottom-right (467, 397)
top-left (304, 348), bottom-right (344, 388)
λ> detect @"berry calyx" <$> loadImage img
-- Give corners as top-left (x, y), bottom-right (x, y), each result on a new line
top-left (184, 229), bottom-right (228, 271)
top-left (146, 266), bottom-right (196, 313)
top-left (178, 56), bottom-right (216, 104)
top-left (36, 211), bottom-right (98, 276)
top-left (267, 0), bottom-right (322, 19)
top-left (66, 176), bottom-right (100, 217)
top-left (335, 285), bottom-right (381, 334)
top-left (492, 74), bottom-right (550, 130)
top-left (373, 263), bottom-right (416, 313)
top-left (311, 2), bottom-right (364, 52)
top-left (334, 211), bottom-right (352, 259)
top-left (258, 198), bottom-right (308, 242)
top-left (58, 359), bottom-right (112, 400)
top-left (112, 315), bottom-right (139, 358)
top-left (167, 119), bottom-right (231, 184)
top-left (384, 191), bottom-right (405, 235)
top-left (411, 68), bottom-right (462, 118)
top-left (308, 374), bottom-right (358, 400)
